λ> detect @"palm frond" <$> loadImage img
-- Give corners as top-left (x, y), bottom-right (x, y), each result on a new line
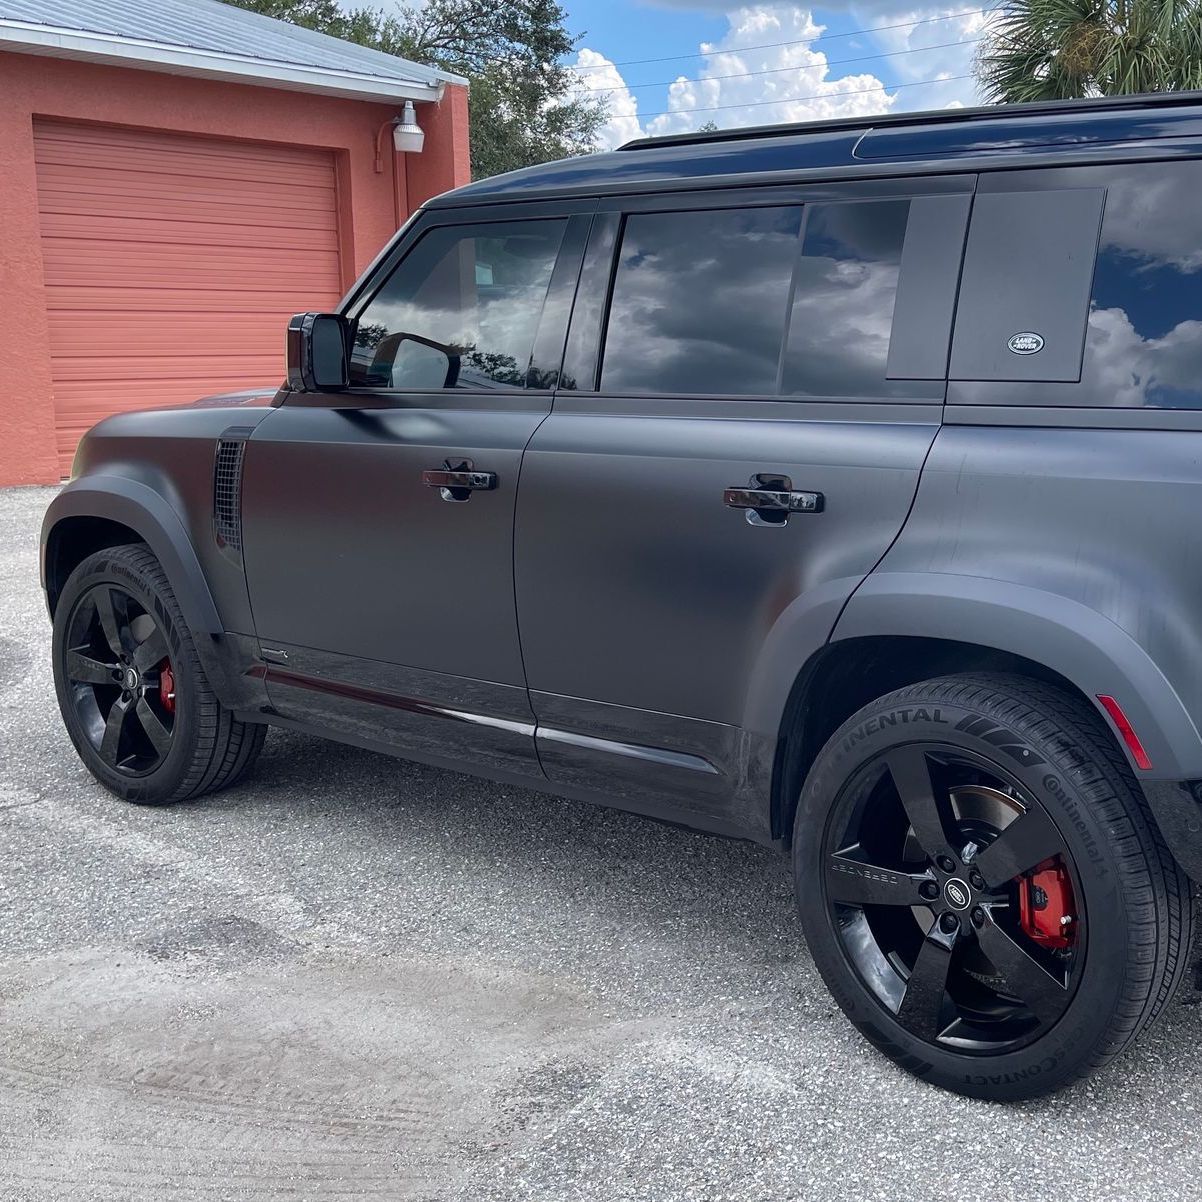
top-left (976, 0), bottom-right (1202, 101)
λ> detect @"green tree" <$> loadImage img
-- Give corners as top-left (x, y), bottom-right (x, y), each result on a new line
top-left (977, 0), bottom-right (1202, 102)
top-left (223, 0), bottom-right (605, 177)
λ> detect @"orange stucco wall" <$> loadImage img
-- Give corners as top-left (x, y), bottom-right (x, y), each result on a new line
top-left (0, 49), bottom-right (469, 485)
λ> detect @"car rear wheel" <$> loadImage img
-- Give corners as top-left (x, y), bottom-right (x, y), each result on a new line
top-left (793, 672), bottom-right (1194, 1101)
top-left (53, 543), bottom-right (265, 804)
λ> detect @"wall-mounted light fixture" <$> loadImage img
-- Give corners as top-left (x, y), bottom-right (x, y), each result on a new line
top-left (375, 101), bottom-right (425, 171)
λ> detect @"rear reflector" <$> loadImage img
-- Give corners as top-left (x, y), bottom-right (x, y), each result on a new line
top-left (1096, 695), bottom-right (1153, 771)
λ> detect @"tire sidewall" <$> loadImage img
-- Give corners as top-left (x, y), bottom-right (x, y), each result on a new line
top-left (53, 548), bottom-right (199, 803)
top-left (793, 685), bottom-right (1130, 1101)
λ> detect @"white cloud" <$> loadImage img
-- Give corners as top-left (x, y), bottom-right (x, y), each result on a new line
top-left (573, 5), bottom-right (901, 143)
top-left (646, 6), bottom-right (896, 136)
top-left (1085, 308), bottom-right (1202, 407)
top-left (572, 48), bottom-right (645, 150)
top-left (841, 3), bottom-right (986, 110)
top-left (570, 3), bottom-right (987, 148)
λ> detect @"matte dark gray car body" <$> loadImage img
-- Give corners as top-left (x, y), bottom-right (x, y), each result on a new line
top-left (41, 91), bottom-right (1202, 1100)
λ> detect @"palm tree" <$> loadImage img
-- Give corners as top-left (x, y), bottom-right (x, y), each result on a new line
top-left (977, 0), bottom-right (1202, 103)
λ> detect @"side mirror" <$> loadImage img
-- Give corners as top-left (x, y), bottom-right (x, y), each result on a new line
top-left (287, 312), bottom-right (349, 392)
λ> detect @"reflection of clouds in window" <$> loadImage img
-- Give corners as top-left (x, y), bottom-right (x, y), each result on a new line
top-left (355, 299), bottom-right (534, 387)
top-left (1097, 170), bottom-right (1202, 273)
top-left (347, 221), bottom-right (564, 390)
top-left (782, 200), bottom-right (927, 398)
top-left (783, 257), bottom-right (899, 395)
top-left (1085, 306), bottom-right (1202, 408)
top-left (1081, 162), bottom-right (1202, 407)
top-left (601, 207), bottom-right (801, 396)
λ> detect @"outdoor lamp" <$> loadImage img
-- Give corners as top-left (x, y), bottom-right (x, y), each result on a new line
top-left (374, 102), bottom-right (424, 171)
top-left (392, 101), bottom-right (425, 153)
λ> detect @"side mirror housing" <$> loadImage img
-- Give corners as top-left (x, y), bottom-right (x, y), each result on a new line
top-left (287, 312), bottom-right (350, 392)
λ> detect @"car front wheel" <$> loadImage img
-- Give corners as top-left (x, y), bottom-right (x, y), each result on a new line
top-left (53, 543), bottom-right (265, 804)
top-left (793, 672), bottom-right (1194, 1101)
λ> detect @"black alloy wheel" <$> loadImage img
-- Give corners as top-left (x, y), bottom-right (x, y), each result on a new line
top-left (52, 543), bottom-right (266, 805)
top-left (794, 673), bottom-right (1194, 1101)
top-left (824, 743), bottom-right (1084, 1054)
top-left (62, 582), bottom-right (177, 776)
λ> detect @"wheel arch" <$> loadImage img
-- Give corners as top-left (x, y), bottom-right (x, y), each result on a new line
top-left (764, 572), bottom-right (1202, 849)
top-left (42, 475), bottom-right (225, 641)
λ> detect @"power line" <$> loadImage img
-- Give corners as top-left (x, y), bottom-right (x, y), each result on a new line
top-left (566, 7), bottom-right (996, 72)
top-left (628, 73), bottom-right (977, 120)
top-left (577, 37), bottom-right (983, 97)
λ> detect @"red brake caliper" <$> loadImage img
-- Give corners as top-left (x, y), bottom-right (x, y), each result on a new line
top-left (158, 658), bottom-right (176, 715)
top-left (1018, 857), bottom-right (1077, 949)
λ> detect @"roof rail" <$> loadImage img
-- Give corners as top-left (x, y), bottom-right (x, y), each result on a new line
top-left (615, 89), bottom-right (1202, 152)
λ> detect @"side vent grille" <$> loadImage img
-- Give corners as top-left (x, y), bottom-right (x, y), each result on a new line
top-left (213, 428), bottom-right (253, 554)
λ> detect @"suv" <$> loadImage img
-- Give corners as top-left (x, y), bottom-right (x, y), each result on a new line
top-left (42, 93), bottom-right (1202, 1101)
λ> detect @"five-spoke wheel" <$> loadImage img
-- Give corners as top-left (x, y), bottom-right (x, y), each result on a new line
top-left (794, 674), bottom-right (1193, 1100)
top-left (53, 543), bottom-right (265, 804)
top-left (63, 582), bottom-right (178, 775)
top-left (824, 744), bottom-right (1082, 1053)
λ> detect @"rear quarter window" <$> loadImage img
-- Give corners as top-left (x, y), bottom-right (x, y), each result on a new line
top-left (949, 159), bottom-right (1202, 408)
top-left (1084, 162), bottom-right (1202, 407)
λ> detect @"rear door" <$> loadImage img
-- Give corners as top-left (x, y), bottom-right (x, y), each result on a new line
top-left (241, 203), bottom-right (589, 777)
top-left (514, 179), bottom-right (972, 830)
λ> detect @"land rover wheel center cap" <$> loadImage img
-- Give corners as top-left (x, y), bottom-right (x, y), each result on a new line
top-left (943, 878), bottom-right (972, 910)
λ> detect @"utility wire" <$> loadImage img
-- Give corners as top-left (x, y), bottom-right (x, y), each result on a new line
top-left (566, 7), bottom-right (996, 72)
top-left (578, 37), bottom-right (984, 96)
top-left (628, 73), bottom-right (977, 120)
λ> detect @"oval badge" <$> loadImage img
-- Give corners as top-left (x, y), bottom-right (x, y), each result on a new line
top-left (944, 879), bottom-right (971, 910)
top-left (1008, 331), bottom-right (1044, 356)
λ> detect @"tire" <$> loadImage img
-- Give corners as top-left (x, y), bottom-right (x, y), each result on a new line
top-left (792, 672), bottom-right (1194, 1101)
top-left (52, 543), bottom-right (266, 805)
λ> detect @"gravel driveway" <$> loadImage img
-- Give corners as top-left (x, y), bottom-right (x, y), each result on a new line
top-left (4, 483), bottom-right (1202, 1200)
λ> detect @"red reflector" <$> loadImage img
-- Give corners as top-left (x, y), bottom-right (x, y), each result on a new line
top-left (1097, 695), bottom-right (1153, 771)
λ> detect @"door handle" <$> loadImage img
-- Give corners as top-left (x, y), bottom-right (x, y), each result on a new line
top-left (723, 487), bottom-right (823, 512)
top-left (724, 475), bottom-right (823, 525)
top-left (422, 462), bottom-right (497, 502)
top-left (422, 469), bottom-right (497, 491)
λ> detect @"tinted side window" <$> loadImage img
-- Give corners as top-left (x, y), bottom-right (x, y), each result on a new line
top-left (600, 206), bottom-right (802, 396)
top-left (349, 219), bottom-right (566, 391)
top-left (781, 199), bottom-right (933, 398)
top-left (1083, 160), bottom-right (1202, 408)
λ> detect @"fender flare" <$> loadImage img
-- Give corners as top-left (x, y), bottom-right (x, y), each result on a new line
top-left (832, 571), bottom-right (1202, 781)
top-left (42, 474), bottom-right (225, 650)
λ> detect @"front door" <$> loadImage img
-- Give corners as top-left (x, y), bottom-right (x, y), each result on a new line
top-left (514, 181), bottom-right (972, 830)
top-left (241, 208), bottom-right (589, 776)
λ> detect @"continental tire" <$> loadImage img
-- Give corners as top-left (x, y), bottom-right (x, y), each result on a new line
top-left (52, 543), bottom-right (265, 805)
top-left (793, 672), bottom-right (1194, 1101)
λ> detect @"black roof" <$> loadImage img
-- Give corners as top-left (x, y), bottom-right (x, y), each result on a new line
top-left (429, 90), bottom-right (1202, 208)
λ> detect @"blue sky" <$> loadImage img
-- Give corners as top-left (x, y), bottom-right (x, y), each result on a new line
top-left (555, 2), bottom-right (992, 147)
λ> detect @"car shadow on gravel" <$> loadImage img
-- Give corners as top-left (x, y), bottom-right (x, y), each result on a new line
top-left (202, 726), bottom-right (1202, 1028)
top-left (201, 725), bottom-right (806, 980)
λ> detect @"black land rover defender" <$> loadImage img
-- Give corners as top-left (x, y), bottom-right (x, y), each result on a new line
top-left (43, 93), bottom-right (1202, 1100)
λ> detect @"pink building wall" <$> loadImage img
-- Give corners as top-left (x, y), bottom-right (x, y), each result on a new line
top-left (0, 50), bottom-right (470, 485)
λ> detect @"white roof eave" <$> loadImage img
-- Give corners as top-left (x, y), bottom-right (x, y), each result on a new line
top-left (0, 19), bottom-right (468, 103)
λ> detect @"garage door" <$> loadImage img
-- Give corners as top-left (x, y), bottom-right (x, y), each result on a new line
top-left (34, 121), bottom-right (344, 476)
